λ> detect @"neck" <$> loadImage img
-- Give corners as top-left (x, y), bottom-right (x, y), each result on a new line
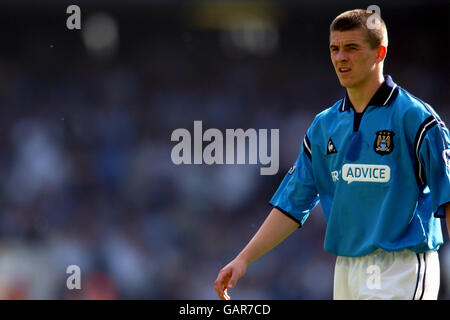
top-left (347, 72), bottom-right (384, 113)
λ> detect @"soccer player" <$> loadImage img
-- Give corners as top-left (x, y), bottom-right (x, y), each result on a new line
top-left (214, 9), bottom-right (450, 300)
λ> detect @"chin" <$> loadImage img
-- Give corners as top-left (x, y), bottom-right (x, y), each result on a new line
top-left (338, 74), bottom-right (365, 89)
top-left (338, 77), bottom-right (354, 88)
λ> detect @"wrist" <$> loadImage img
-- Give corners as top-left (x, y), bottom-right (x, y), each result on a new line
top-left (236, 251), bottom-right (252, 266)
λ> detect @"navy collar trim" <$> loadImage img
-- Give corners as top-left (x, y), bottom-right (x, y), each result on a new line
top-left (340, 75), bottom-right (399, 112)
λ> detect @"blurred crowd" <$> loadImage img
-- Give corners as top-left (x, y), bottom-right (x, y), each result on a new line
top-left (0, 3), bottom-right (448, 299)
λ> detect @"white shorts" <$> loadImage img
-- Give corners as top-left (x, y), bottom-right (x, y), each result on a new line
top-left (333, 249), bottom-right (440, 300)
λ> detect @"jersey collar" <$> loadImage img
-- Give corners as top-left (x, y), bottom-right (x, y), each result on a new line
top-left (339, 75), bottom-right (399, 112)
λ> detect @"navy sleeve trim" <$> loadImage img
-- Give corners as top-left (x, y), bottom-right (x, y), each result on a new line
top-left (271, 205), bottom-right (302, 228)
top-left (303, 134), bottom-right (312, 161)
top-left (413, 115), bottom-right (438, 186)
top-left (433, 202), bottom-right (449, 219)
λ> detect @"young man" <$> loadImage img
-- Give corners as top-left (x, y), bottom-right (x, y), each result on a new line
top-left (214, 9), bottom-right (450, 300)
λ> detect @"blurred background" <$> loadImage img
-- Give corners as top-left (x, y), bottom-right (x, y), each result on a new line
top-left (0, 0), bottom-right (448, 299)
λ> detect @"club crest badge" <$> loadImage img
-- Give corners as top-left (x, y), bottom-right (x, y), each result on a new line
top-left (374, 130), bottom-right (395, 156)
top-left (443, 149), bottom-right (450, 168)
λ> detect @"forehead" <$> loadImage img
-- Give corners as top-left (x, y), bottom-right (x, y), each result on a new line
top-left (329, 29), bottom-right (369, 45)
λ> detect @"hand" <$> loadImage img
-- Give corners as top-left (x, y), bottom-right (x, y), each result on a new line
top-left (214, 257), bottom-right (248, 300)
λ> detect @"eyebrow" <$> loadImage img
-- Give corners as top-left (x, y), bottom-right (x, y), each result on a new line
top-left (329, 43), bottom-right (361, 49)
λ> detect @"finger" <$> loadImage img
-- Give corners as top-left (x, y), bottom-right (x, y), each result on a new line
top-left (214, 278), bottom-right (221, 296)
top-left (214, 284), bottom-right (222, 299)
top-left (215, 271), bottom-right (230, 299)
top-left (214, 273), bottom-right (225, 294)
top-left (227, 271), bottom-right (240, 290)
top-left (214, 280), bottom-right (226, 300)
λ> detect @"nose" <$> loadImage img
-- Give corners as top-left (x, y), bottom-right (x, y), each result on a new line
top-left (334, 49), bottom-right (348, 62)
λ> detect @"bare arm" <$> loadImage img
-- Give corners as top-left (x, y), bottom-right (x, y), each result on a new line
top-left (214, 207), bottom-right (299, 300)
top-left (235, 208), bottom-right (300, 265)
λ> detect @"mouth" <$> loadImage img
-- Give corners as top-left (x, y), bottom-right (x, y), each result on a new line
top-left (338, 67), bottom-right (352, 74)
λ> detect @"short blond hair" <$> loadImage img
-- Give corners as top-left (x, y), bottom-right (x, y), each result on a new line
top-left (330, 9), bottom-right (388, 48)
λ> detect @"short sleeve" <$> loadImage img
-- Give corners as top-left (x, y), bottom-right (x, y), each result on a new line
top-left (418, 121), bottom-right (450, 218)
top-left (269, 134), bottom-right (320, 226)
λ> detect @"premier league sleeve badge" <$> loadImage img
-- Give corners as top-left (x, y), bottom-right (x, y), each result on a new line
top-left (443, 149), bottom-right (450, 168)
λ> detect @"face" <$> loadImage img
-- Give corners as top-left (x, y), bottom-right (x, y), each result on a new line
top-left (329, 29), bottom-right (382, 88)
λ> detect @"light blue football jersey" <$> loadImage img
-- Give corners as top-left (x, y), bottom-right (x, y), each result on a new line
top-left (270, 75), bottom-right (450, 257)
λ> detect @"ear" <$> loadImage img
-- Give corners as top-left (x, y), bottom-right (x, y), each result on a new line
top-left (376, 46), bottom-right (387, 63)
